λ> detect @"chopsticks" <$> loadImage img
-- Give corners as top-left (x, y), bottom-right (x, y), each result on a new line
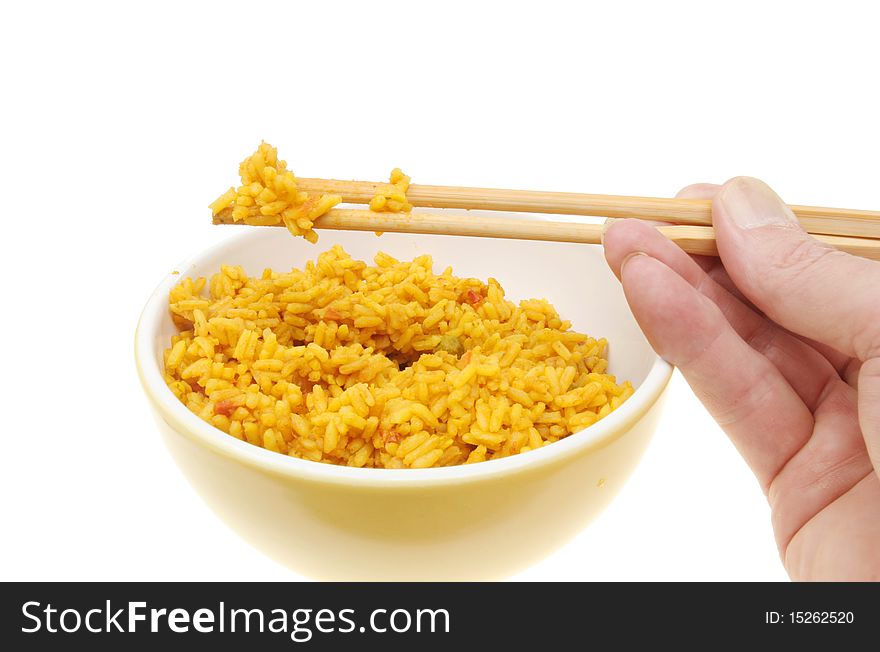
top-left (295, 178), bottom-right (880, 240)
top-left (212, 208), bottom-right (880, 261)
top-left (212, 172), bottom-right (880, 261)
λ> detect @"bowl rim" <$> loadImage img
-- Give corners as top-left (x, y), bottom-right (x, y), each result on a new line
top-left (135, 228), bottom-right (673, 488)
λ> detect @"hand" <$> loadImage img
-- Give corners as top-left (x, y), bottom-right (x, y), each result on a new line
top-left (603, 177), bottom-right (880, 581)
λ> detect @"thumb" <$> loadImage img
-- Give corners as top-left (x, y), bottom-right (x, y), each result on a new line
top-left (712, 176), bottom-right (880, 362)
top-left (714, 177), bottom-right (880, 473)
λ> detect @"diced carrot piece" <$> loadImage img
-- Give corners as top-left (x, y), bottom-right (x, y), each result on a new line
top-left (214, 399), bottom-right (236, 416)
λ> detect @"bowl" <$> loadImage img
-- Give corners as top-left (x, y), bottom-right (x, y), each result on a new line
top-left (135, 225), bottom-right (672, 580)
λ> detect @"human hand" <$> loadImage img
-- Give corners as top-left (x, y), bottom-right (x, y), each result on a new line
top-left (603, 177), bottom-right (880, 580)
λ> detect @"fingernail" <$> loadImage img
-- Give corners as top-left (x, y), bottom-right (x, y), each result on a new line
top-left (716, 177), bottom-right (799, 229)
top-left (619, 251), bottom-right (647, 275)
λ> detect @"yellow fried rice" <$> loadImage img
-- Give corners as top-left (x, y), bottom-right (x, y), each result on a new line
top-left (209, 142), bottom-right (341, 243)
top-left (163, 246), bottom-right (633, 468)
top-left (369, 168), bottom-right (413, 213)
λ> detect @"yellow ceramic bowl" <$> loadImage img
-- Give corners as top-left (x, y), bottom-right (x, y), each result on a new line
top-left (136, 226), bottom-right (672, 580)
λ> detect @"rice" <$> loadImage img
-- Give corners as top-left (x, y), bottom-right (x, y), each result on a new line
top-left (164, 246), bottom-right (633, 468)
top-left (209, 142), bottom-right (341, 243)
top-left (369, 168), bottom-right (413, 213)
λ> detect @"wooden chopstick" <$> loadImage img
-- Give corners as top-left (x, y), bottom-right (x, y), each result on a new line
top-left (294, 177), bottom-right (880, 240)
top-left (213, 208), bottom-right (880, 261)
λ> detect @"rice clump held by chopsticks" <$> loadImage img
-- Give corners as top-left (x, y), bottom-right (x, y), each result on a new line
top-left (164, 246), bottom-right (633, 468)
top-left (369, 168), bottom-right (413, 213)
top-left (209, 142), bottom-right (341, 243)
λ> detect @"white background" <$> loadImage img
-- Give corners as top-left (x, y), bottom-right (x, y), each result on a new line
top-left (2, 0), bottom-right (876, 581)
